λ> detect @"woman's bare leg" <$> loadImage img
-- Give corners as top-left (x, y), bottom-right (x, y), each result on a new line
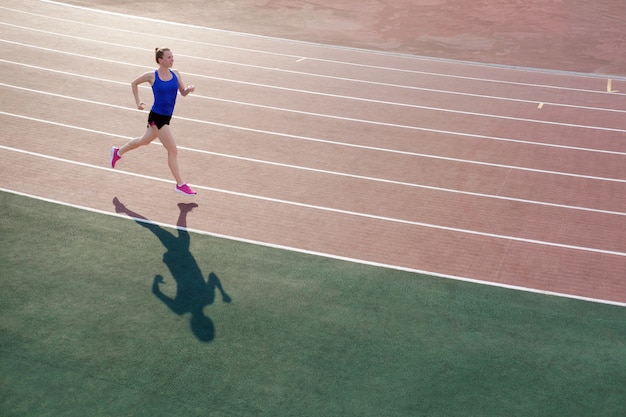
top-left (119, 126), bottom-right (158, 156)
top-left (156, 125), bottom-right (184, 185)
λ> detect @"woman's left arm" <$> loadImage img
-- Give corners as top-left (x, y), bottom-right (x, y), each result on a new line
top-left (175, 70), bottom-right (195, 96)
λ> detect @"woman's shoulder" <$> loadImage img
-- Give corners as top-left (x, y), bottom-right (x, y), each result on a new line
top-left (132, 70), bottom-right (156, 85)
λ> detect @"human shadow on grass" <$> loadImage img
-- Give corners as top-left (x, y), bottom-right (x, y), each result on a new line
top-left (113, 197), bottom-right (231, 342)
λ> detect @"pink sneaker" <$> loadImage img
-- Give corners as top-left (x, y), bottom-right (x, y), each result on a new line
top-left (110, 147), bottom-right (121, 168)
top-left (176, 183), bottom-right (197, 195)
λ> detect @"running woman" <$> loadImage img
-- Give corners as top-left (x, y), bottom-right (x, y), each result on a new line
top-left (111, 48), bottom-right (197, 195)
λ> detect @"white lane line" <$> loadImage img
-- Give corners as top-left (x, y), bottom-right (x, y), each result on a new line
top-left (190, 73), bottom-right (626, 115)
top-left (1, 186), bottom-right (625, 308)
top-left (199, 91), bottom-right (626, 133)
top-left (1, 144), bottom-right (625, 258)
top-left (3, 110), bottom-right (626, 217)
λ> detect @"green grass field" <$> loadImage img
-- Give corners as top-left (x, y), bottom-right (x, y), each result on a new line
top-left (1, 191), bottom-right (625, 416)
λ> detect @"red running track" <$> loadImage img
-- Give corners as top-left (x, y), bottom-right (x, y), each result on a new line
top-left (1, 0), bottom-right (625, 305)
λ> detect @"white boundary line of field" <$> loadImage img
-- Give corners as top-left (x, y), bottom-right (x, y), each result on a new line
top-left (2, 187), bottom-right (624, 308)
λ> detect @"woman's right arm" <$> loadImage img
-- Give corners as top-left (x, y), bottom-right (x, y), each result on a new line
top-left (131, 72), bottom-right (154, 110)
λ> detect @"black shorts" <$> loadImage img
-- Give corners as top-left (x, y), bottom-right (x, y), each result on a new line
top-left (147, 111), bottom-right (172, 129)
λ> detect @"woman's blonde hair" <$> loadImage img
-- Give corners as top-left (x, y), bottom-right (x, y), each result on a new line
top-left (155, 48), bottom-right (171, 63)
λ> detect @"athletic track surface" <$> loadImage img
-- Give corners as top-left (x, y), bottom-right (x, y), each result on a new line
top-left (1, 0), bottom-right (625, 306)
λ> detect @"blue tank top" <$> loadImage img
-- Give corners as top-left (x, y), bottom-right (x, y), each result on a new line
top-left (151, 70), bottom-right (178, 116)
